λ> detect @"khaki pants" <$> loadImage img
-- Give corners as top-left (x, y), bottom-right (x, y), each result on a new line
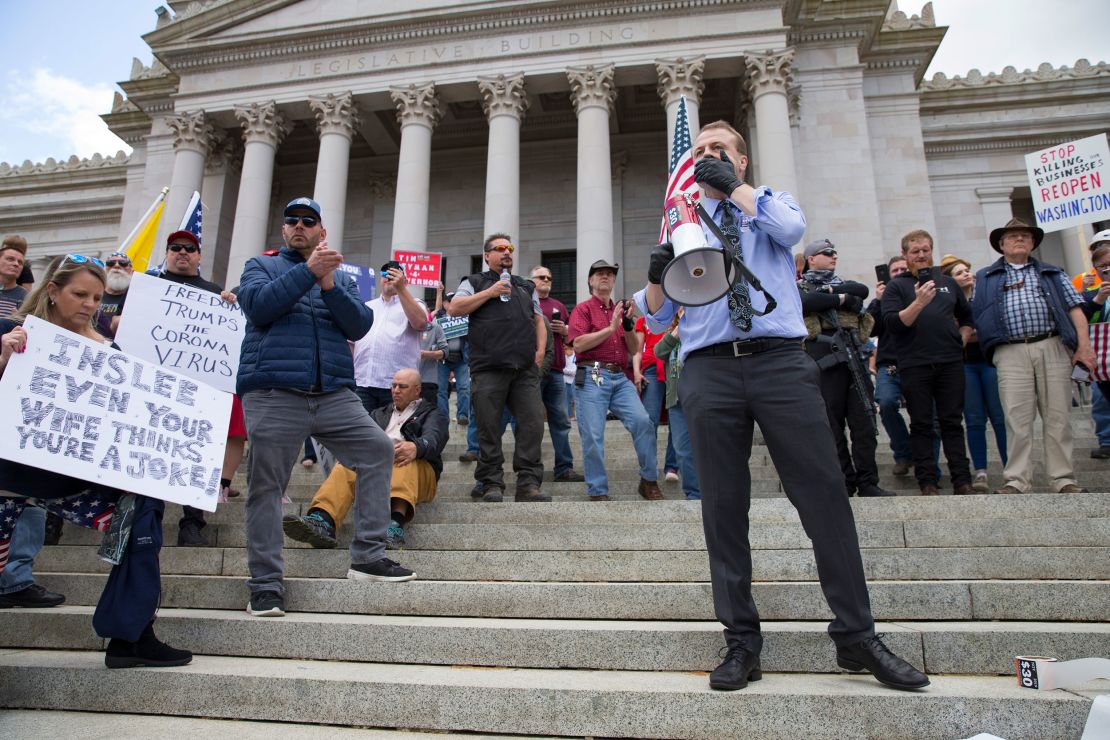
top-left (993, 338), bottom-right (1077, 492)
top-left (311, 460), bottom-right (437, 525)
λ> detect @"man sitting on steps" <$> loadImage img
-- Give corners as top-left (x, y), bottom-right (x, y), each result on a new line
top-left (284, 368), bottom-right (449, 549)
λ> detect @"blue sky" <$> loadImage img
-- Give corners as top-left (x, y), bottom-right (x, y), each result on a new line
top-left (1, 0), bottom-right (1107, 165)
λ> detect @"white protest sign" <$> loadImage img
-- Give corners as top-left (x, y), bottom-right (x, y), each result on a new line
top-left (114, 272), bottom-right (244, 394)
top-left (0, 316), bottom-right (231, 511)
top-left (1026, 134), bottom-right (1110, 232)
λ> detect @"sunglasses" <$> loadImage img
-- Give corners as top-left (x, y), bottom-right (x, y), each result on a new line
top-left (532, 275), bottom-right (552, 281)
top-left (62, 254), bottom-right (105, 269)
top-left (168, 243), bottom-right (200, 254)
top-left (487, 244), bottom-right (514, 253)
top-left (284, 215), bottom-right (319, 228)
top-left (105, 259), bottom-right (131, 268)
top-left (814, 248), bottom-right (837, 257)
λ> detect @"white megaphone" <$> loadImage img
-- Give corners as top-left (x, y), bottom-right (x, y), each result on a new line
top-left (659, 193), bottom-right (739, 306)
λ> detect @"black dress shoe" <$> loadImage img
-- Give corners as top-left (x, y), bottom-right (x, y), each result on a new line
top-left (836, 635), bottom-right (929, 690)
top-left (857, 484), bottom-right (896, 497)
top-left (709, 644), bottom-right (762, 691)
top-left (105, 622), bottom-right (192, 668)
top-left (0, 583), bottom-right (66, 608)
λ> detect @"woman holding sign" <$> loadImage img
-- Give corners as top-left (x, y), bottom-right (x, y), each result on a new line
top-left (0, 254), bottom-right (191, 668)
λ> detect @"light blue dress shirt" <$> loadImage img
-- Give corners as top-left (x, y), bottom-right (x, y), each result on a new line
top-left (634, 186), bottom-right (807, 361)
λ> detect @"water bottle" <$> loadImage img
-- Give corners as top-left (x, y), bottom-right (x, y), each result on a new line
top-left (499, 269), bottom-right (511, 302)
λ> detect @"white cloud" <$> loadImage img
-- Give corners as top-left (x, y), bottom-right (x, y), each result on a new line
top-left (0, 67), bottom-right (131, 164)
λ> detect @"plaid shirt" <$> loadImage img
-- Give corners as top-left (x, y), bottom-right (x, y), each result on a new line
top-left (1000, 261), bottom-right (1083, 339)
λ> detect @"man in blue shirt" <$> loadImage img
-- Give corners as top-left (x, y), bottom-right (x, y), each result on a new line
top-left (635, 121), bottom-right (928, 692)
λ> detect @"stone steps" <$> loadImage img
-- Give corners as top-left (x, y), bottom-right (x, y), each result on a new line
top-left (28, 574), bottom-right (1110, 621)
top-left (0, 651), bottom-right (1097, 740)
top-left (4, 607), bottom-right (1108, 676)
top-left (32, 544), bottom-right (1109, 581)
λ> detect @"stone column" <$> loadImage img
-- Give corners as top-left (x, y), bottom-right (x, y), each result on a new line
top-left (162, 110), bottom-right (217, 244)
top-left (309, 92), bottom-right (360, 251)
top-left (390, 83), bottom-right (441, 251)
top-left (225, 101), bottom-right (291, 287)
top-left (568, 64), bottom-right (617, 303)
top-left (478, 73), bottom-right (529, 268)
top-left (656, 57), bottom-right (705, 157)
top-left (743, 49), bottom-right (798, 196)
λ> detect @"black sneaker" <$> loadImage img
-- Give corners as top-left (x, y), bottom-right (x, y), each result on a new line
top-left (177, 521), bottom-right (208, 547)
top-left (282, 512), bottom-right (337, 549)
top-left (347, 557), bottom-right (417, 582)
top-left (105, 622), bottom-right (192, 668)
top-left (0, 583), bottom-right (66, 609)
top-left (246, 591), bottom-right (285, 617)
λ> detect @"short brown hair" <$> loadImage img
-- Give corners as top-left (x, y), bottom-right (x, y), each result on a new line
top-left (1092, 245), bottom-right (1110, 265)
top-left (1, 235), bottom-right (27, 256)
top-left (888, 255), bottom-right (908, 268)
top-left (900, 229), bottom-right (934, 253)
top-left (699, 121), bottom-right (748, 157)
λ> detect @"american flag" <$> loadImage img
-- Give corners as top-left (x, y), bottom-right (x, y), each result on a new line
top-left (658, 96), bottom-right (699, 244)
top-left (179, 190), bottom-right (203, 248)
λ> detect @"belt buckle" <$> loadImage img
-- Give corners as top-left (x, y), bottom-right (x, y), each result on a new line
top-left (731, 340), bottom-right (757, 357)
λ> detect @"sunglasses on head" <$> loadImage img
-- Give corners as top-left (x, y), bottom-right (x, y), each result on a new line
top-left (62, 254), bottom-right (105, 269)
top-left (168, 243), bottom-right (199, 254)
top-left (284, 215), bottom-right (319, 228)
top-left (487, 244), bottom-right (514, 253)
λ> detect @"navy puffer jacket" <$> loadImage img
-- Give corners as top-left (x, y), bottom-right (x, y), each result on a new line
top-left (237, 247), bottom-right (373, 395)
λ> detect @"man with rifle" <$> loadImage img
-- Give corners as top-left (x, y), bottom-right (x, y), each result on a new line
top-left (799, 239), bottom-right (894, 497)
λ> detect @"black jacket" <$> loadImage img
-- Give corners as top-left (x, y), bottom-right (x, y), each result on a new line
top-left (369, 398), bottom-right (449, 480)
top-left (880, 271), bottom-right (972, 369)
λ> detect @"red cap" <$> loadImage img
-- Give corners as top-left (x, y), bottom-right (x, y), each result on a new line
top-left (166, 230), bottom-right (200, 248)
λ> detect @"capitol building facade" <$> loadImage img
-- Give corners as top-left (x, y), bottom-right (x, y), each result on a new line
top-left (1, 0), bottom-right (1108, 304)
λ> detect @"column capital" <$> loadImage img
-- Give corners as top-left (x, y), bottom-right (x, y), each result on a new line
top-left (166, 110), bottom-right (216, 155)
top-left (309, 91), bottom-right (360, 139)
top-left (567, 64), bottom-right (616, 115)
top-left (477, 73), bottom-right (530, 121)
top-left (655, 56), bottom-right (706, 109)
top-left (743, 48), bottom-right (796, 98)
top-left (368, 173), bottom-right (397, 200)
top-left (390, 83), bottom-right (442, 129)
top-left (205, 132), bottom-right (242, 174)
top-left (233, 101), bottom-right (293, 147)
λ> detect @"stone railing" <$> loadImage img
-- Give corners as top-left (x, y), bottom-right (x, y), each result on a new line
top-left (0, 152), bottom-right (130, 178)
top-left (883, 2), bottom-right (936, 31)
top-left (921, 59), bottom-right (1109, 90)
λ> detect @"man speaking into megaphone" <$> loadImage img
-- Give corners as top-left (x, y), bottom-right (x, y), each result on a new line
top-left (634, 121), bottom-right (929, 693)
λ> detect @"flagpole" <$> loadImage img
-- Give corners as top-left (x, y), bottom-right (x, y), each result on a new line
top-left (118, 187), bottom-right (169, 251)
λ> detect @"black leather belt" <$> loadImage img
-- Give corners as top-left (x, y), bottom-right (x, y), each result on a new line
top-left (689, 337), bottom-right (801, 358)
top-left (1002, 331), bottom-right (1058, 345)
top-left (583, 361), bottom-right (626, 373)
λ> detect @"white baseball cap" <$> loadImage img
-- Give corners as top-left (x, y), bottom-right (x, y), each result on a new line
top-left (1090, 229), bottom-right (1110, 249)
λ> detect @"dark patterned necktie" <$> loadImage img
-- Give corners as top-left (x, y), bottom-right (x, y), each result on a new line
top-left (716, 201), bottom-right (754, 331)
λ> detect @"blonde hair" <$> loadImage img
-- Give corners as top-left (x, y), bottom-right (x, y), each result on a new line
top-left (11, 255), bottom-right (106, 330)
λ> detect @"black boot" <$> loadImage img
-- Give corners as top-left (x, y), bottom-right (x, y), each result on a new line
top-left (43, 512), bottom-right (64, 546)
top-left (105, 622), bottom-right (192, 669)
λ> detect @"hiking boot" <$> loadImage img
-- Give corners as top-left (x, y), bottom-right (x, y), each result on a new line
top-left (514, 485), bottom-right (551, 502)
top-left (458, 451), bottom-right (478, 463)
top-left (553, 469), bottom-right (585, 483)
top-left (953, 483), bottom-right (975, 495)
top-left (246, 591), bottom-right (285, 617)
top-left (589, 494), bottom-right (611, 501)
top-left (480, 486), bottom-right (504, 503)
top-left (105, 622), bottom-right (192, 668)
top-left (43, 512), bottom-right (63, 546)
top-left (919, 484), bottom-right (940, 496)
top-left (892, 461), bottom-right (912, 476)
top-left (177, 521), bottom-right (208, 547)
top-left (348, 557), bottom-right (417, 582)
top-left (386, 522), bottom-right (406, 550)
top-left (0, 583), bottom-right (66, 609)
top-left (638, 478), bottom-right (664, 500)
top-left (282, 512), bottom-right (337, 549)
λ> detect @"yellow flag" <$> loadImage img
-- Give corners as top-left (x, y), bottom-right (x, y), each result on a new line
top-left (119, 187), bottom-right (168, 273)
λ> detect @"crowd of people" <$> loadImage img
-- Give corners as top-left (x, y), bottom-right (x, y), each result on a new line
top-left (0, 120), bottom-right (1105, 693)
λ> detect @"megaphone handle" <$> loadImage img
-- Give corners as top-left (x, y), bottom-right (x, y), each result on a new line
top-left (696, 202), bottom-right (778, 317)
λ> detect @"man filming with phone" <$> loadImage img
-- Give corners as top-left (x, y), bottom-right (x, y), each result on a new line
top-left (880, 229), bottom-right (975, 496)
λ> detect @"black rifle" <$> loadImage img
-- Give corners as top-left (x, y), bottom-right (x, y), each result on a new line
top-left (815, 308), bottom-right (876, 433)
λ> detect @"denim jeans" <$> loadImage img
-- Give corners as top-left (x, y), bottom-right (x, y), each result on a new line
top-left (642, 366), bottom-right (678, 472)
top-left (565, 382), bottom-right (575, 418)
top-left (963, 360), bottom-right (1008, 470)
top-left (540, 370), bottom-right (575, 475)
top-left (0, 505), bottom-right (45, 594)
top-left (1091, 383), bottom-right (1110, 447)
top-left (874, 366), bottom-right (911, 464)
top-left (438, 348), bottom-right (470, 422)
top-left (575, 368), bottom-right (658, 496)
top-left (666, 404), bottom-right (701, 499)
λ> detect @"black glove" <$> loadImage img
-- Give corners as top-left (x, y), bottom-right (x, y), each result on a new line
top-left (621, 315), bottom-right (635, 332)
top-left (648, 242), bottom-right (675, 284)
top-left (694, 150), bottom-right (742, 196)
top-left (841, 295), bottom-right (863, 313)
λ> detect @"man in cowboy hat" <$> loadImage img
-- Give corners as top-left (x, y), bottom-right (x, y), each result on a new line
top-left (970, 218), bottom-right (1096, 494)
